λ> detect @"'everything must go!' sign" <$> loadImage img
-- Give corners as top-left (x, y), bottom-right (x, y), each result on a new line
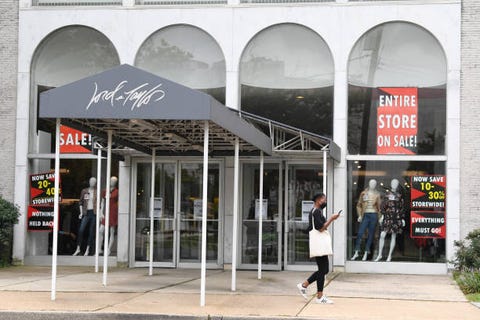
top-left (410, 211), bottom-right (446, 238)
top-left (376, 87), bottom-right (418, 155)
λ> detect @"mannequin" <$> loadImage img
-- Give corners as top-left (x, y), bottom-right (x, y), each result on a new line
top-left (98, 176), bottom-right (119, 256)
top-left (375, 179), bottom-right (405, 262)
top-left (351, 179), bottom-right (382, 261)
top-left (73, 177), bottom-right (98, 256)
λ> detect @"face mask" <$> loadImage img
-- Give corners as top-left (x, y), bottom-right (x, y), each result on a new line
top-left (320, 202), bottom-right (327, 209)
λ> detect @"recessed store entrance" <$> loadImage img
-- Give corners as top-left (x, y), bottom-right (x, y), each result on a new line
top-left (132, 158), bottom-right (326, 270)
top-left (132, 159), bottom-right (223, 268)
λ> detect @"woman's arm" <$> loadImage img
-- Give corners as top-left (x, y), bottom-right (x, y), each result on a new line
top-left (318, 211), bottom-right (340, 232)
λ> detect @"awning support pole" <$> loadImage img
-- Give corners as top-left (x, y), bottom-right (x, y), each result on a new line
top-left (102, 130), bottom-right (113, 286)
top-left (149, 148), bottom-right (156, 276)
top-left (258, 151), bottom-right (264, 280)
top-left (51, 118), bottom-right (61, 301)
top-left (323, 151), bottom-right (327, 208)
top-left (200, 121), bottom-right (209, 307)
top-left (231, 137), bottom-right (239, 291)
top-left (95, 146), bottom-right (102, 273)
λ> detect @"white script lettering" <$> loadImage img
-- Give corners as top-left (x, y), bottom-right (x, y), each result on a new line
top-left (86, 81), bottom-right (166, 111)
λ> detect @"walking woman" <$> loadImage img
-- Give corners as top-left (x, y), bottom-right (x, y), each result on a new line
top-left (297, 193), bottom-right (340, 304)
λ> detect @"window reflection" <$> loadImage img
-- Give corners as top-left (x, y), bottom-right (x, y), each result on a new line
top-left (33, 26), bottom-right (120, 87)
top-left (240, 24), bottom-right (334, 137)
top-left (135, 24), bottom-right (226, 104)
top-left (347, 22), bottom-right (447, 155)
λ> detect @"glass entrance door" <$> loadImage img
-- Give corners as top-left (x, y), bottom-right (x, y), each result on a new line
top-left (240, 162), bottom-right (282, 270)
top-left (178, 162), bottom-right (221, 267)
top-left (285, 163), bottom-right (324, 270)
top-left (134, 162), bottom-right (177, 267)
top-left (133, 160), bottom-right (222, 268)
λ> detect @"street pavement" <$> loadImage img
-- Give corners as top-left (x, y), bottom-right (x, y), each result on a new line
top-left (0, 266), bottom-right (478, 319)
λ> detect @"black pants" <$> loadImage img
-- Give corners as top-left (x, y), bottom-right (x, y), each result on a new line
top-left (307, 255), bottom-right (329, 292)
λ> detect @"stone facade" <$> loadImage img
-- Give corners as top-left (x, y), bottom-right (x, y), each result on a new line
top-left (461, 0), bottom-right (480, 239)
top-left (0, 0), bottom-right (18, 202)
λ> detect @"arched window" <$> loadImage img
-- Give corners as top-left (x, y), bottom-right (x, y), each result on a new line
top-left (346, 22), bottom-right (448, 264)
top-left (31, 25), bottom-right (120, 151)
top-left (28, 26), bottom-right (120, 257)
top-left (240, 23), bottom-right (334, 137)
top-left (347, 22), bottom-right (447, 155)
top-left (135, 25), bottom-right (226, 104)
top-left (33, 26), bottom-right (120, 88)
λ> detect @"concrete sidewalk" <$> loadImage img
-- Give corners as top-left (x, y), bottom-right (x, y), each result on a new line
top-left (0, 266), bottom-right (478, 319)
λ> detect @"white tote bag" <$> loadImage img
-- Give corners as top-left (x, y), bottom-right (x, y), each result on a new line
top-left (309, 211), bottom-right (333, 258)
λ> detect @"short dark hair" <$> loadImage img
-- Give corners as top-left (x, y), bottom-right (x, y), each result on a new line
top-left (312, 193), bottom-right (325, 202)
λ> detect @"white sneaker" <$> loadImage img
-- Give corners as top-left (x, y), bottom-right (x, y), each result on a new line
top-left (296, 283), bottom-right (308, 300)
top-left (351, 251), bottom-right (359, 260)
top-left (362, 251), bottom-right (368, 261)
top-left (315, 295), bottom-right (333, 304)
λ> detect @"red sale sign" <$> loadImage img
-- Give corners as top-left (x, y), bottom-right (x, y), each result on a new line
top-left (27, 205), bottom-right (55, 231)
top-left (376, 87), bottom-right (418, 155)
top-left (60, 125), bottom-right (92, 154)
top-left (30, 172), bottom-right (61, 206)
top-left (410, 211), bottom-right (446, 239)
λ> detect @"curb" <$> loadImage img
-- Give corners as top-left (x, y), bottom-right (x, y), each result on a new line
top-left (0, 311), bottom-right (319, 320)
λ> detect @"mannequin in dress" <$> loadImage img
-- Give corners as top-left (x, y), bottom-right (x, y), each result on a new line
top-left (375, 179), bottom-right (405, 262)
top-left (351, 179), bottom-right (382, 261)
top-left (73, 177), bottom-right (97, 256)
top-left (98, 176), bottom-right (118, 256)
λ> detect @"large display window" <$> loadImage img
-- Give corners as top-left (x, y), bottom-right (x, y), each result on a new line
top-left (347, 160), bottom-right (446, 263)
top-left (27, 26), bottom-right (121, 259)
top-left (28, 159), bottom-right (119, 257)
top-left (240, 23), bottom-right (334, 137)
top-left (346, 22), bottom-right (448, 265)
top-left (347, 22), bottom-right (447, 155)
top-left (135, 24), bottom-right (226, 104)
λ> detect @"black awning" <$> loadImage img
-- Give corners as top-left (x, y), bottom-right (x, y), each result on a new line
top-left (39, 64), bottom-right (272, 155)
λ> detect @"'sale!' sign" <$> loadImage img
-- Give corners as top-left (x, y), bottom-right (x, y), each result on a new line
top-left (60, 125), bottom-right (92, 153)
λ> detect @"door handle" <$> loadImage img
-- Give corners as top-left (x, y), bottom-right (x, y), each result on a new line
top-left (173, 213), bottom-right (183, 231)
top-left (173, 214), bottom-right (179, 231)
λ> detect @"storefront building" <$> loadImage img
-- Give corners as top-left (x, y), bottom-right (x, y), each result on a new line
top-left (13, 0), bottom-right (461, 274)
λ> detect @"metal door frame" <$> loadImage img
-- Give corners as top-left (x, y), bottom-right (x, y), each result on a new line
top-left (176, 159), bottom-right (224, 269)
top-left (284, 160), bottom-right (325, 271)
top-left (238, 158), bottom-right (283, 271)
top-left (130, 158), bottom-right (178, 268)
top-left (130, 158), bottom-right (224, 269)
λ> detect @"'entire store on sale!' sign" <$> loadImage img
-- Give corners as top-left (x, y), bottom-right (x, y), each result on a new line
top-left (376, 87), bottom-right (418, 155)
